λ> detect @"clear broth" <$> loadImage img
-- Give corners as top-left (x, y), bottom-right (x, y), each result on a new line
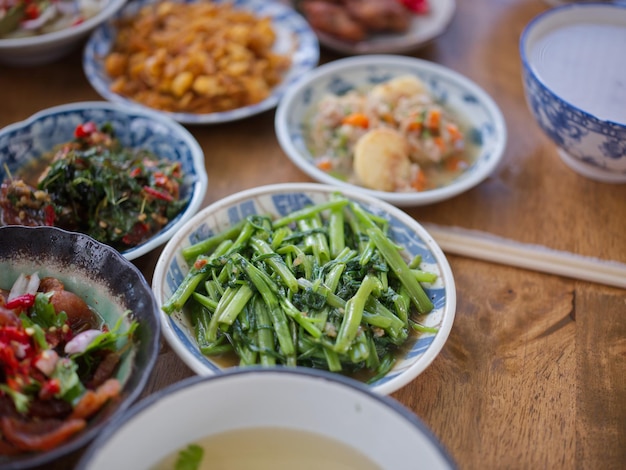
top-left (153, 427), bottom-right (382, 470)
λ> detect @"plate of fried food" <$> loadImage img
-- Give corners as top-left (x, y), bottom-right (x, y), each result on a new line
top-left (83, 0), bottom-right (320, 124)
top-left (293, 0), bottom-right (456, 55)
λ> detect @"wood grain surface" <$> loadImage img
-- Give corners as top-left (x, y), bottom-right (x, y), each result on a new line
top-left (1, 0), bottom-right (625, 469)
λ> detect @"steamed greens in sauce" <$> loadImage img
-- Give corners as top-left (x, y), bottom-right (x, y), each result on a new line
top-left (163, 195), bottom-right (439, 382)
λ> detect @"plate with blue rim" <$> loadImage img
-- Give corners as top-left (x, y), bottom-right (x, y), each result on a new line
top-left (83, 0), bottom-right (320, 125)
top-left (151, 182), bottom-right (456, 395)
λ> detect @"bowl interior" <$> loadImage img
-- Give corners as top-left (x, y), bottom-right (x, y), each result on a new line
top-left (0, 101), bottom-right (207, 260)
top-left (520, 3), bottom-right (626, 125)
top-left (275, 55), bottom-right (506, 206)
top-left (0, 225), bottom-right (160, 469)
top-left (153, 183), bottom-right (456, 395)
top-left (83, 0), bottom-right (320, 124)
top-left (78, 369), bottom-right (456, 470)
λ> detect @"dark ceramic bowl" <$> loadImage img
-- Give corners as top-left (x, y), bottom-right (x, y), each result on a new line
top-left (0, 225), bottom-right (160, 469)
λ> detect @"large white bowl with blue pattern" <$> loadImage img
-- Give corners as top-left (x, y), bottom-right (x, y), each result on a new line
top-left (275, 55), bottom-right (507, 207)
top-left (520, 3), bottom-right (626, 183)
top-left (152, 183), bottom-right (456, 395)
top-left (0, 101), bottom-right (208, 260)
top-left (83, 0), bottom-right (319, 125)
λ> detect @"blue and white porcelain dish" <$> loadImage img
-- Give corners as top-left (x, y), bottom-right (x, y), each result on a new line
top-left (274, 55), bottom-right (507, 207)
top-left (83, 0), bottom-right (320, 125)
top-left (0, 101), bottom-right (208, 260)
top-left (520, 3), bottom-right (626, 183)
top-left (152, 183), bottom-right (456, 396)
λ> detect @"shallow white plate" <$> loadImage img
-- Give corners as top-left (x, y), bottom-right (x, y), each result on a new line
top-left (83, 0), bottom-right (319, 125)
top-left (300, 0), bottom-right (456, 55)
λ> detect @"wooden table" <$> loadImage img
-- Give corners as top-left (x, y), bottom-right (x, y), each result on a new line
top-left (1, 0), bottom-right (625, 468)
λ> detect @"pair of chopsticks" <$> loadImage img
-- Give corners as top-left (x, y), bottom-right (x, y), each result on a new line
top-left (423, 223), bottom-right (626, 289)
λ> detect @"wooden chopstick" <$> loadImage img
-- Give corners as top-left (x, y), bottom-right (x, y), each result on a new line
top-left (422, 223), bottom-right (626, 289)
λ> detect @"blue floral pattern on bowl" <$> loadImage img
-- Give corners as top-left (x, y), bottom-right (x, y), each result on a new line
top-left (522, 66), bottom-right (626, 176)
top-left (0, 101), bottom-right (208, 260)
top-left (83, 0), bottom-right (319, 125)
top-left (275, 55), bottom-right (507, 207)
top-left (153, 183), bottom-right (456, 395)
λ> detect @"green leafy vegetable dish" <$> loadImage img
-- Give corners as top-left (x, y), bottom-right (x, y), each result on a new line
top-left (161, 190), bottom-right (447, 384)
top-left (0, 121), bottom-right (188, 251)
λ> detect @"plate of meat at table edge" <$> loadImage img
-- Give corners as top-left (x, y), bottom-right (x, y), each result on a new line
top-left (291, 0), bottom-right (456, 55)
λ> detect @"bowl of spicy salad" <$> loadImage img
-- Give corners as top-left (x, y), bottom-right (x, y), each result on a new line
top-left (0, 101), bottom-right (208, 260)
top-left (0, 225), bottom-right (160, 469)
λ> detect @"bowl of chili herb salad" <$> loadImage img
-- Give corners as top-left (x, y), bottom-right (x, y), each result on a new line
top-left (0, 225), bottom-right (160, 469)
top-left (152, 183), bottom-right (456, 395)
top-left (0, 101), bottom-right (208, 260)
top-left (275, 55), bottom-right (507, 207)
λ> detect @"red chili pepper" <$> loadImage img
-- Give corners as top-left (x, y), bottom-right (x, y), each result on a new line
top-left (0, 326), bottom-right (30, 344)
top-left (5, 294), bottom-right (35, 311)
top-left (143, 186), bottom-right (173, 202)
top-left (24, 3), bottom-right (40, 19)
top-left (44, 204), bottom-right (55, 226)
top-left (153, 172), bottom-right (169, 186)
top-left (39, 379), bottom-right (61, 400)
top-left (121, 222), bottom-right (150, 246)
top-left (0, 346), bottom-right (20, 376)
top-left (398, 0), bottom-right (429, 14)
top-left (74, 121), bottom-right (98, 139)
top-left (129, 167), bottom-right (142, 178)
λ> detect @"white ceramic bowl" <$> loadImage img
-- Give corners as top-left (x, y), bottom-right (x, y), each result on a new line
top-left (83, 0), bottom-right (319, 124)
top-left (0, 225), bottom-right (160, 469)
top-left (0, 0), bottom-right (126, 66)
top-left (307, 0), bottom-right (456, 55)
top-left (520, 3), bottom-right (626, 183)
top-left (76, 368), bottom-right (457, 470)
top-left (152, 183), bottom-right (456, 395)
top-left (275, 55), bottom-right (507, 207)
top-left (0, 101), bottom-right (207, 260)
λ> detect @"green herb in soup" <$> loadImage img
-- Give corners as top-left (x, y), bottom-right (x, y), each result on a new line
top-left (306, 75), bottom-right (476, 192)
top-left (162, 195), bottom-right (439, 382)
top-left (0, 121), bottom-right (187, 251)
top-left (154, 428), bottom-right (381, 470)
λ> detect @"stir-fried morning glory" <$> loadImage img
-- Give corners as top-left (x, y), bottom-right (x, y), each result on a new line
top-left (163, 194), bottom-right (438, 381)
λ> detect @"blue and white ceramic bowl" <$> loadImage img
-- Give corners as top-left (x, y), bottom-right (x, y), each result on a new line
top-left (520, 3), bottom-right (626, 183)
top-left (0, 101), bottom-right (208, 260)
top-left (152, 183), bottom-right (456, 395)
top-left (83, 0), bottom-right (320, 125)
top-left (275, 55), bottom-right (507, 207)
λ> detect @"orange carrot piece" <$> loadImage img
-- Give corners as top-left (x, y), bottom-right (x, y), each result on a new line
top-left (425, 108), bottom-right (441, 130)
top-left (341, 113), bottom-right (369, 128)
top-left (411, 169), bottom-right (428, 191)
top-left (316, 158), bottom-right (333, 171)
top-left (446, 123), bottom-right (463, 142)
top-left (445, 155), bottom-right (468, 172)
